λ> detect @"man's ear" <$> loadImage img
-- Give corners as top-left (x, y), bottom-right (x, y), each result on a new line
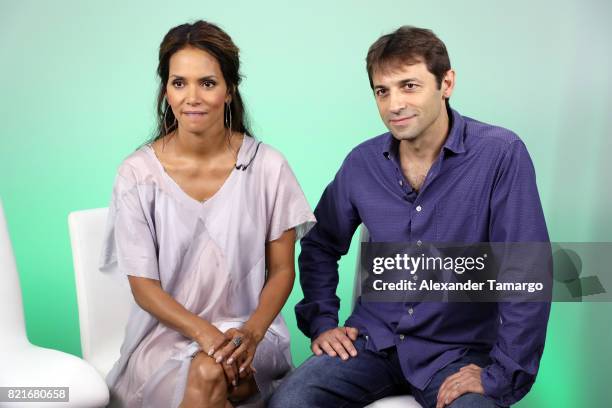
top-left (441, 69), bottom-right (456, 99)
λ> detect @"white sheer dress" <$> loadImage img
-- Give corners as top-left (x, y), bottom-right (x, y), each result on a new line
top-left (99, 136), bottom-right (315, 407)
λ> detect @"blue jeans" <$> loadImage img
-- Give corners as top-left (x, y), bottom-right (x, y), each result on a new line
top-left (269, 336), bottom-right (503, 408)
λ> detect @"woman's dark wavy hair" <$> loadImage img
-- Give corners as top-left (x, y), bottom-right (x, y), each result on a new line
top-left (152, 20), bottom-right (252, 141)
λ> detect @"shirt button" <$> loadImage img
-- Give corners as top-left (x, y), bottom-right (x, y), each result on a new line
top-left (399, 180), bottom-right (403, 186)
top-left (399, 334), bottom-right (405, 340)
top-left (417, 240), bottom-right (422, 246)
top-left (408, 308), bottom-right (414, 315)
top-left (416, 205), bottom-right (422, 212)
top-left (365, 335), bottom-right (369, 340)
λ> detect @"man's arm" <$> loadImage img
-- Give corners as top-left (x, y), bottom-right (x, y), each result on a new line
top-left (439, 139), bottom-right (551, 407)
top-left (296, 151), bottom-right (361, 347)
top-left (482, 140), bottom-right (551, 406)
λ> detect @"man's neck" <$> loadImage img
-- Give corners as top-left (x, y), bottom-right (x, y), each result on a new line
top-left (398, 107), bottom-right (450, 164)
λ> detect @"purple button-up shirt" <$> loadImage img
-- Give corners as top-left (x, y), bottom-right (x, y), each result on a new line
top-left (296, 108), bottom-right (550, 406)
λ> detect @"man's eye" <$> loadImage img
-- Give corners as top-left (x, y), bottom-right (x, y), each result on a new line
top-left (405, 83), bottom-right (417, 90)
top-left (375, 89), bottom-right (387, 96)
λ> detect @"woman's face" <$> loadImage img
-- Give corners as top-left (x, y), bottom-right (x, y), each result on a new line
top-left (166, 46), bottom-right (230, 136)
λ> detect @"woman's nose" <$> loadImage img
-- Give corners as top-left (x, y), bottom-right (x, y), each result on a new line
top-left (185, 85), bottom-right (201, 105)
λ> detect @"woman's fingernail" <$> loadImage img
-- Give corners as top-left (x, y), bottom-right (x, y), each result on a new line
top-left (239, 367), bottom-right (245, 373)
top-left (216, 356), bottom-right (223, 363)
top-left (208, 348), bottom-right (214, 356)
top-left (227, 358), bottom-right (233, 365)
top-left (232, 380), bottom-right (237, 387)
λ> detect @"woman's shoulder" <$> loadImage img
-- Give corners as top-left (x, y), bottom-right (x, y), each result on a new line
top-left (114, 144), bottom-right (162, 188)
top-left (252, 139), bottom-right (291, 172)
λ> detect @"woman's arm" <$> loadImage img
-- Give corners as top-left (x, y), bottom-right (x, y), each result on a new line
top-left (127, 276), bottom-right (245, 385)
top-left (213, 228), bottom-right (296, 371)
top-left (127, 276), bottom-right (225, 351)
top-left (246, 227), bottom-right (296, 340)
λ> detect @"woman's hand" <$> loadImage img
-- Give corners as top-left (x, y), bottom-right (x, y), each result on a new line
top-left (192, 319), bottom-right (227, 357)
top-left (213, 325), bottom-right (262, 375)
top-left (192, 320), bottom-right (243, 388)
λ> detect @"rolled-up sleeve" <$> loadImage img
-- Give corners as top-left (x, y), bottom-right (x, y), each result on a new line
top-left (296, 151), bottom-right (361, 339)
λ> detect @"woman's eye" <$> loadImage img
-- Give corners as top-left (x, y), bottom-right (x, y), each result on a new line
top-left (172, 80), bottom-right (184, 88)
top-left (202, 80), bottom-right (216, 88)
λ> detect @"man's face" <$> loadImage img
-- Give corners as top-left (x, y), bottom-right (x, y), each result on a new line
top-left (372, 61), bottom-right (454, 141)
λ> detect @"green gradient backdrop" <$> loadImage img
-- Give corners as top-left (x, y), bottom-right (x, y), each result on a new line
top-left (1, 1), bottom-right (611, 406)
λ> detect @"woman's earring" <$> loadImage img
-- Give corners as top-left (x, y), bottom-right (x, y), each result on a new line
top-left (163, 97), bottom-right (177, 136)
top-left (224, 101), bottom-right (232, 130)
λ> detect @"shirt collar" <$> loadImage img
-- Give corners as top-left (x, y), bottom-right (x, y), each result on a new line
top-left (381, 106), bottom-right (466, 159)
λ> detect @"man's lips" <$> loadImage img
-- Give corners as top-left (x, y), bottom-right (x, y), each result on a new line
top-left (389, 115), bottom-right (416, 125)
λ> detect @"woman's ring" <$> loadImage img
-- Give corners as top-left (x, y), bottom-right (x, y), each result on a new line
top-left (232, 336), bottom-right (242, 347)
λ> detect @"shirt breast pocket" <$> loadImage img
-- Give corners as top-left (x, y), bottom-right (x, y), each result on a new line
top-left (435, 199), bottom-right (479, 242)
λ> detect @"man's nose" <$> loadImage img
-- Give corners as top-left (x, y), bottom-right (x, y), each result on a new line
top-left (388, 90), bottom-right (406, 114)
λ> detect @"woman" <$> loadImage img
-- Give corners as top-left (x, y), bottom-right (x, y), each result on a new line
top-left (100, 20), bottom-right (315, 407)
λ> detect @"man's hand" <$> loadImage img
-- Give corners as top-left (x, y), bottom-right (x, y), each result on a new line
top-left (311, 326), bottom-right (359, 360)
top-left (436, 364), bottom-right (485, 408)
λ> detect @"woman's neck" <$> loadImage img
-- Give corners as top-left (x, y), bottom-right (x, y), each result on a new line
top-left (175, 128), bottom-right (225, 159)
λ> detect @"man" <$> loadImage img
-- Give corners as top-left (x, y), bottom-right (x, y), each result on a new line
top-left (270, 26), bottom-right (550, 408)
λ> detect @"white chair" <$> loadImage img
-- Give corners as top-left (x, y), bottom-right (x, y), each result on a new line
top-left (0, 199), bottom-right (109, 407)
top-left (355, 227), bottom-right (422, 408)
top-left (67, 208), bottom-right (133, 380)
top-left (65, 208), bottom-right (421, 407)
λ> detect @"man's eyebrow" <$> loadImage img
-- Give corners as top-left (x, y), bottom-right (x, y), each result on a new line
top-left (373, 77), bottom-right (422, 89)
top-left (398, 77), bottom-right (422, 85)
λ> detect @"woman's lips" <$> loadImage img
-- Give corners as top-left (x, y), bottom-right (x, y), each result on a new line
top-left (183, 112), bottom-right (206, 118)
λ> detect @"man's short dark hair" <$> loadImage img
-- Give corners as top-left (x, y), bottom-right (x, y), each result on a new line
top-left (366, 26), bottom-right (451, 89)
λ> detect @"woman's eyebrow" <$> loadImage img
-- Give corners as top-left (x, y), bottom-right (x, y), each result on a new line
top-left (169, 74), bottom-right (218, 80)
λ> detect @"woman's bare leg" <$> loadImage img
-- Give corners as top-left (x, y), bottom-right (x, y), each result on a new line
top-left (228, 375), bottom-right (259, 403)
top-left (179, 352), bottom-right (228, 408)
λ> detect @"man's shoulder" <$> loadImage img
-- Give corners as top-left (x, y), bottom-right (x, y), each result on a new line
top-left (346, 132), bottom-right (389, 161)
top-left (462, 114), bottom-right (523, 152)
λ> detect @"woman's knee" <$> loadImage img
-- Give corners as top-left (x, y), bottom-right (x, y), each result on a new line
top-left (182, 354), bottom-right (228, 406)
top-left (185, 353), bottom-right (227, 403)
top-left (191, 354), bottom-right (225, 385)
